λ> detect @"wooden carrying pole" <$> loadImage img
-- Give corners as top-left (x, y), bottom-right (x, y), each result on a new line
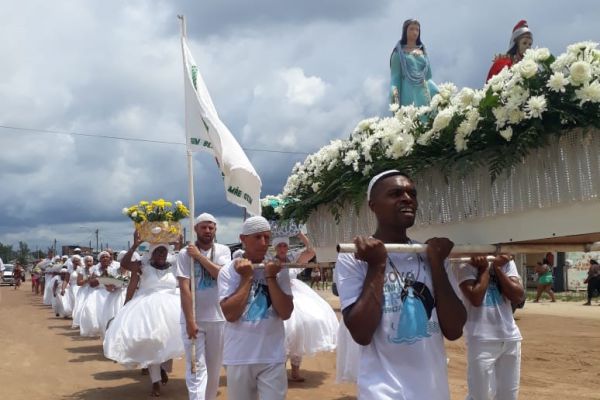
top-left (336, 242), bottom-right (600, 254)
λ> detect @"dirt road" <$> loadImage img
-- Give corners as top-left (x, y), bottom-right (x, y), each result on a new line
top-left (1, 285), bottom-right (599, 399)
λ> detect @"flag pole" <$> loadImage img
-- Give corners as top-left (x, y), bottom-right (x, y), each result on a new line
top-left (178, 14), bottom-right (198, 374)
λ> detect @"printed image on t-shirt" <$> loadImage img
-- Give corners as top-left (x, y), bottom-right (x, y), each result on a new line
top-left (243, 281), bottom-right (272, 321)
top-left (484, 270), bottom-right (504, 307)
top-left (194, 261), bottom-right (216, 290)
top-left (384, 269), bottom-right (439, 345)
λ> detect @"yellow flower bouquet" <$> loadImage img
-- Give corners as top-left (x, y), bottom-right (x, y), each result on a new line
top-left (122, 199), bottom-right (190, 243)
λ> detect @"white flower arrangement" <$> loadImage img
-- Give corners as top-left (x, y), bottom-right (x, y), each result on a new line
top-left (269, 42), bottom-right (600, 221)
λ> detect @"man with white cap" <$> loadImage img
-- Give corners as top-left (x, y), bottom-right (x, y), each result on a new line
top-left (218, 216), bottom-right (294, 400)
top-left (176, 212), bottom-right (232, 400)
top-left (336, 169), bottom-right (466, 400)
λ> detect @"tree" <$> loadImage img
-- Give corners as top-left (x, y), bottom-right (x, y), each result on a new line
top-left (17, 241), bottom-right (30, 265)
top-left (0, 242), bottom-right (14, 263)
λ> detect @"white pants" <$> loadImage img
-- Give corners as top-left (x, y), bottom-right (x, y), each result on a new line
top-left (182, 321), bottom-right (225, 400)
top-left (226, 363), bottom-right (287, 400)
top-left (148, 360), bottom-right (173, 384)
top-left (466, 340), bottom-right (521, 400)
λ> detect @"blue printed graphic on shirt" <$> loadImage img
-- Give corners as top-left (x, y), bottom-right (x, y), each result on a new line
top-left (484, 282), bottom-right (504, 307)
top-left (243, 281), bottom-right (272, 321)
top-left (383, 270), bottom-right (438, 345)
top-left (194, 261), bottom-right (216, 291)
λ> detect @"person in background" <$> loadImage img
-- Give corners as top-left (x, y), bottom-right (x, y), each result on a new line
top-left (533, 258), bottom-right (556, 303)
top-left (583, 259), bottom-right (600, 306)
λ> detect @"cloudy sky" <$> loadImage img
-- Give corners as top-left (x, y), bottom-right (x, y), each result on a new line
top-left (1, 0), bottom-right (598, 253)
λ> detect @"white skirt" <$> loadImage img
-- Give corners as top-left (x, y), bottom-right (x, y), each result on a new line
top-left (79, 288), bottom-right (110, 337)
top-left (43, 276), bottom-right (54, 305)
top-left (336, 317), bottom-right (360, 383)
top-left (72, 285), bottom-right (90, 328)
top-left (284, 279), bottom-right (338, 358)
top-left (56, 289), bottom-right (73, 318)
top-left (103, 288), bottom-right (184, 368)
top-left (100, 288), bottom-right (127, 337)
top-left (67, 284), bottom-right (80, 317)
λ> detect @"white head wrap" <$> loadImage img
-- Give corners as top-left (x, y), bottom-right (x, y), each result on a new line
top-left (241, 216), bottom-right (271, 236)
top-left (61, 255), bottom-right (68, 260)
top-left (116, 250), bottom-right (127, 262)
top-left (74, 247), bottom-right (82, 253)
top-left (71, 255), bottom-right (82, 262)
top-left (367, 169), bottom-right (402, 201)
top-left (149, 243), bottom-right (169, 256)
top-left (195, 213), bottom-right (217, 226)
top-left (97, 251), bottom-right (111, 260)
top-left (272, 237), bottom-right (290, 247)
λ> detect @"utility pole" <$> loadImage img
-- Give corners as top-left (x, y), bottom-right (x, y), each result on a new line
top-left (95, 229), bottom-right (99, 253)
top-left (53, 239), bottom-right (57, 255)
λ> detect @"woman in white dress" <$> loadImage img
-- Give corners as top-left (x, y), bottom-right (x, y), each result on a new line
top-left (55, 268), bottom-right (73, 318)
top-left (72, 256), bottom-right (94, 329)
top-left (99, 253), bottom-right (133, 337)
top-left (271, 233), bottom-right (338, 382)
top-left (79, 251), bottom-right (119, 337)
top-left (104, 234), bottom-right (183, 397)
top-left (66, 256), bottom-right (82, 319)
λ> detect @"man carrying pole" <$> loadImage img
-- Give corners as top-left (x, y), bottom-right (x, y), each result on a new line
top-left (218, 216), bottom-right (294, 400)
top-left (336, 169), bottom-right (466, 400)
top-left (177, 213), bottom-right (231, 400)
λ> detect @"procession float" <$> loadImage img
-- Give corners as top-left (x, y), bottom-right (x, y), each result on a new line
top-left (263, 40), bottom-right (600, 287)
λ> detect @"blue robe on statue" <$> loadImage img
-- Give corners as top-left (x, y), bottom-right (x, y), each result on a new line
top-left (390, 43), bottom-right (439, 107)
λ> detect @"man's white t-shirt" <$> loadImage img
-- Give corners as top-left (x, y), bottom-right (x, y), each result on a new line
top-left (218, 259), bottom-right (293, 365)
top-left (456, 260), bottom-right (522, 343)
top-left (176, 243), bottom-right (231, 323)
top-left (336, 251), bottom-right (452, 400)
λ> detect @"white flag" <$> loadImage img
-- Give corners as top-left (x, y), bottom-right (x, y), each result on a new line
top-left (182, 37), bottom-right (262, 216)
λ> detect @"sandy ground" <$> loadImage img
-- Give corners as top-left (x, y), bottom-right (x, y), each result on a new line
top-left (1, 283), bottom-right (600, 399)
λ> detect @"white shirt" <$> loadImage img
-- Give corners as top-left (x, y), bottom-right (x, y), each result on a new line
top-left (176, 243), bottom-right (231, 322)
top-left (218, 259), bottom-right (293, 365)
top-left (336, 251), bottom-right (452, 400)
top-left (456, 261), bottom-right (522, 343)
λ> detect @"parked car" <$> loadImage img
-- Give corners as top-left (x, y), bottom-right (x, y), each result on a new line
top-left (1, 264), bottom-right (15, 286)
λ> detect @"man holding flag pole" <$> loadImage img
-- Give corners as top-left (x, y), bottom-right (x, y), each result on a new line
top-left (177, 14), bottom-right (262, 399)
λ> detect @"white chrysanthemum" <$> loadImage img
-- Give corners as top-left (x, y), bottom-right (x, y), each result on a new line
top-left (492, 106), bottom-right (509, 129)
top-left (438, 82), bottom-right (458, 100)
top-left (567, 41), bottom-right (599, 56)
top-left (569, 61), bottom-right (592, 86)
top-left (454, 133), bottom-right (468, 152)
top-left (417, 130), bottom-right (438, 146)
top-left (429, 93), bottom-right (444, 109)
top-left (131, 211), bottom-right (138, 218)
top-left (456, 109), bottom-right (480, 137)
top-left (122, 208), bottom-right (129, 215)
top-left (524, 47), bottom-right (551, 62)
top-left (311, 182), bottom-right (321, 192)
top-left (432, 107), bottom-right (455, 132)
top-left (575, 80), bottom-right (600, 105)
top-left (454, 88), bottom-right (475, 108)
top-left (355, 117), bottom-right (379, 133)
top-left (525, 95), bottom-right (547, 119)
top-left (499, 127), bottom-right (513, 141)
top-left (362, 164), bottom-right (373, 176)
top-left (472, 90), bottom-right (485, 107)
top-left (508, 108), bottom-right (526, 125)
top-left (551, 52), bottom-right (577, 72)
top-left (389, 103), bottom-right (400, 113)
top-left (274, 205), bottom-right (284, 215)
top-left (518, 59), bottom-right (538, 79)
top-left (547, 72), bottom-right (569, 93)
top-left (342, 149), bottom-right (360, 166)
top-left (385, 133), bottom-right (415, 159)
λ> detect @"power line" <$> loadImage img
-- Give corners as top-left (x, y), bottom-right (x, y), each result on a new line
top-left (0, 124), bottom-right (312, 156)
